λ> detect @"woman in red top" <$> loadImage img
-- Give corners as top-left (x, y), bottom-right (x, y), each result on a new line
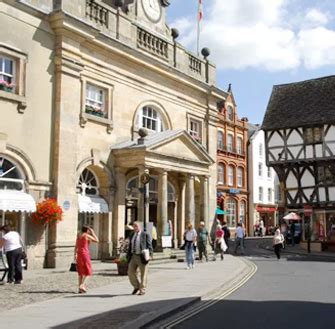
top-left (213, 224), bottom-right (226, 261)
top-left (75, 226), bottom-right (99, 293)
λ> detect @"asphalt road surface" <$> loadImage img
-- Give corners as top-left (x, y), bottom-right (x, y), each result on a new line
top-left (170, 240), bottom-right (335, 329)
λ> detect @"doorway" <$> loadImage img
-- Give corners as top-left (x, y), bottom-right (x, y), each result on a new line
top-left (78, 213), bottom-right (99, 259)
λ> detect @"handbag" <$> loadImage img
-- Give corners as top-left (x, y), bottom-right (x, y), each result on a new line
top-left (69, 262), bottom-right (77, 272)
top-left (142, 249), bottom-right (150, 261)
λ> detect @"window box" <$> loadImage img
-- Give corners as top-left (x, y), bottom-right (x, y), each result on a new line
top-left (85, 105), bottom-right (105, 117)
top-left (0, 82), bottom-right (14, 93)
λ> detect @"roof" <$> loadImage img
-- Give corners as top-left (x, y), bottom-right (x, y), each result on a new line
top-left (262, 75), bottom-right (335, 130)
top-left (248, 123), bottom-right (260, 139)
top-left (111, 130), bottom-right (184, 150)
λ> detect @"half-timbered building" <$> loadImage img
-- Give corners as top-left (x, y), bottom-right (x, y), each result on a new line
top-left (262, 76), bottom-right (335, 250)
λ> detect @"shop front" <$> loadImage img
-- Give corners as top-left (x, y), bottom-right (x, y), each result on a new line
top-left (256, 205), bottom-right (277, 235)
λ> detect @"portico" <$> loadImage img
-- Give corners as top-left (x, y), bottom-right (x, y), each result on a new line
top-left (111, 129), bottom-right (214, 248)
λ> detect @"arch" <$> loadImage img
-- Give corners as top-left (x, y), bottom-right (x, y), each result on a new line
top-left (1, 144), bottom-right (36, 181)
top-left (133, 100), bottom-right (172, 134)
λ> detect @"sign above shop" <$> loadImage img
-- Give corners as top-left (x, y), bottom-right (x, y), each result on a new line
top-left (229, 189), bottom-right (240, 194)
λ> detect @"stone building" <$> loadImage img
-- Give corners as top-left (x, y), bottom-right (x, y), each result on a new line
top-left (216, 87), bottom-right (249, 233)
top-left (248, 124), bottom-right (278, 235)
top-left (0, 0), bottom-right (228, 268)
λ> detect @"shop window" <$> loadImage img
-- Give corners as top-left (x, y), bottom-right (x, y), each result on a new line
top-left (239, 201), bottom-right (246, 224)
top-left (226, 199), bottom-right (236, 227)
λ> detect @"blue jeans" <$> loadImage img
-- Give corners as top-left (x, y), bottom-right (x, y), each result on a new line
top-left (185, 241), bottom-right (194, 267)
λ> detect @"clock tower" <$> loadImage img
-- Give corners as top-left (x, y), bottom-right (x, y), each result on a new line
top-left (134, 0), bottom-right (170, 37)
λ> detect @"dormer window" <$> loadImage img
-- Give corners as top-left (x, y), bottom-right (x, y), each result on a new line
top-left (304, 127), bottom-right (322, 144)
top-left (227, 106), bottom-right (234, 121)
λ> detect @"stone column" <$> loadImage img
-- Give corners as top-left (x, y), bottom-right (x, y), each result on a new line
top-left (19, 213), bottom-right (26, 244)
top-left (186, 174), bottom-right (195, 226)
top-left (200, 176), bottom-right (209, 229)
top-left (178, 177), bottom-right (186, 245)
top-left (157, 170), bottom-right (168, 248)
top-left (113, 167), bottom-right (126, 252)
top-left (173, 200), bottom-right (178, 248)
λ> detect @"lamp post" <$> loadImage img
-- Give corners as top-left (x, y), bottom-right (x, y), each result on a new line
top-left (140, 171), bottom-right (150, 232)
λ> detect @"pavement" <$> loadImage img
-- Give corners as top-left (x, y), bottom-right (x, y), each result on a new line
top-left (0, 253), bottom-right (255, 329)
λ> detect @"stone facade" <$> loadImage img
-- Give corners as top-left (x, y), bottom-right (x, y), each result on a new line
top-left (0, 0), bottom-right (227, 268)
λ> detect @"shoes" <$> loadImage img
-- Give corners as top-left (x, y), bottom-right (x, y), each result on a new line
top-left (221, 255), bottom-right (224, 261)
top-left (78, 288), bottom-right (87, 294)
top-left (14, 281), bottom-right (22, 284)
top-left (191, 264), bottom-right (195, 269)
top-left (186, 266), bottom-right (190, 270)
top-left (138, 290), bottom-right (145, 295)
top-left (132, 288), bottom-right (139, 295)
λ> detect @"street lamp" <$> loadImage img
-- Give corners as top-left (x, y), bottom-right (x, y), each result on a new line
top-left (140, 171), bottom-right (150, 232)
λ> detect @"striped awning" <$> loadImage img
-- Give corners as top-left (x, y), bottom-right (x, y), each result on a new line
top-left (0, 190), bottom-right (36, 212)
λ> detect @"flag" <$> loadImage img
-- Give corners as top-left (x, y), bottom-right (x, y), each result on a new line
top-left (198, 0), bottom-right (203, 22)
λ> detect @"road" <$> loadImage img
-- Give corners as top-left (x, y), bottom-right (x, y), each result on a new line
top-left (160, 239), bottom-right (335, 329)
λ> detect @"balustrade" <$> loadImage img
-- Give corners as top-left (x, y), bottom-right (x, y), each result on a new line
top-left (137, 27), bottom-right (168, 60)
top-left (86, 0), bottom-right (109, 28)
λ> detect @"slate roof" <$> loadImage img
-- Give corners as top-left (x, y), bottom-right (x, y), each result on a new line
top-left (111, 129), bottom-right (184, 149)
top-left (262, 75), bottom-right (335, 130)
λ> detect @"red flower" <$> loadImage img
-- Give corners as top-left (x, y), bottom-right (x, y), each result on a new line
top-left (32, 198), bottom-right (63, 225)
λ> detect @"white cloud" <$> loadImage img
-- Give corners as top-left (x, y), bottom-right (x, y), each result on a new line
top-left (171, 0), bottom-right (335, 72)
top-left (304, 8), bottom-right (329, 26)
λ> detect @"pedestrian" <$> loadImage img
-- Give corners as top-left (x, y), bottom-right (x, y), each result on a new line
top-left (127, 221), bottom-right (153, 295)
top-left (273, 227), bottom-right (284, 259)
top-left (290, 221), bottom-right (296, 246)
top-left (222, 221), bottom-right (231, 253)
top-left (197, 221), bottom-right (210, 262)
top-left (75, 226), bottom-right (99, 293)
top-left (151, 224), bottom-right (157, 250)
top-left (183, 222), bottom-right (197, 269)
top-left (213, 224), bottom-right (227, 261)
top-left (259, 218), bottom-right (265, 237)
top-left (0, 225), bottom-right (24, 284)
top-left (234, 223), bottom-right (245, 255)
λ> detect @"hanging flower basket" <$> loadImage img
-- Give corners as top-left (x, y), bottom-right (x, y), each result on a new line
top-left (31, 198), bottom-right (63, 225)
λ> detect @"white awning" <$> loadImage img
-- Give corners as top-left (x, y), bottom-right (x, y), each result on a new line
top-left (78, 195), bottom-right (109, 213)
top-left (0, 190), bottom-right (36, 212)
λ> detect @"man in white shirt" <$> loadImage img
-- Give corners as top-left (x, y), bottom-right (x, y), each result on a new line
top-left (234, 223), bottom-right (245, 255)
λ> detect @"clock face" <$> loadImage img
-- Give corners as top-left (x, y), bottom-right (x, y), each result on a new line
top-left (142, 0), bottom-right (161, 22)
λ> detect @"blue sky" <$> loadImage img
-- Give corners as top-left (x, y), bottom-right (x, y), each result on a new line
top-left (166, 0), bottom-right (335, 124)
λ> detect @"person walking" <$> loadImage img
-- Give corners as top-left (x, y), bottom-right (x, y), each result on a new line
top-left (183, 222), bottom-right (197, 269)
top-left (151, 224), bottom-right (157, 250)
top-left (127, 221), bottom-right (153, 295)
top-left (197, 221), bottom-right (210, 262)
top-left (290, 221), bottom-right (296, 246)
top-left (213, 224), bottom-right (227, 261)
top-left (0, 225), bottom-right (24, 284)
top-left (259, 218), bottom-right (265, 237)
top-left (222, 222), bottom-right (231, 253)
top-left (273, 227), bottom-right (284, 259)
top-left (234, 223), bottom-right (245, 255)
top-left (75, 226), bottom-right (99, 293)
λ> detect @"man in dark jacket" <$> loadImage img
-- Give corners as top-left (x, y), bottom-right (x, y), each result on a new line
top-left (127, 221), bottom-right (153, 295)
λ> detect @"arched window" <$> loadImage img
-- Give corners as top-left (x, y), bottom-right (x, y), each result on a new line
top-left (77, 169), bottom-right (99, 196)
top-left (227, 134), bottom-right (233, 152)
top-left (0, 156), bottom-right (24, 191)
top-left (237, 137), bottom-right (243, 154)
top-left (228, 165), bottom-right (234, 186)
top-left (139, 106), bottom-right (163, 132)
top-left (217, 131), bottom-right (224, 150)
top-left (239, 201), bottom-right (246, 224)
top-left (237, 167), bottom-right (243, 187)
top-left (226, 199), bottom-right (236, 227)
top-left (217, 164), bottom-right (224, 184)
top-left (227, 106), bottom-right (234, 121)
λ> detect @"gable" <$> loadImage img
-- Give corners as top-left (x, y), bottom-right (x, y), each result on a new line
top-left (150, 135), bottom-right (212, 164)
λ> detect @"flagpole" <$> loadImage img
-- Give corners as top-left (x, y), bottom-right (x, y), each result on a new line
top-left (197, 0), bottom-right (201, 56)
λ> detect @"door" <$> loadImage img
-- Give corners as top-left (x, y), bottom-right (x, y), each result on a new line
top-left (78, 213), bottom-right (99, 259)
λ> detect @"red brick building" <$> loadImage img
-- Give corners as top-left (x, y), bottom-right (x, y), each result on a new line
top-left (216, 86), bottom-right (249, 233)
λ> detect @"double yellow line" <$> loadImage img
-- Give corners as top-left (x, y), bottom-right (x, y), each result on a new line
top-left (161, 258), bottom-right (257, 328)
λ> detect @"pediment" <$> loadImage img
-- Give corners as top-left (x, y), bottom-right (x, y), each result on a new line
top-left (148, 133), bottom-right (213, 164)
